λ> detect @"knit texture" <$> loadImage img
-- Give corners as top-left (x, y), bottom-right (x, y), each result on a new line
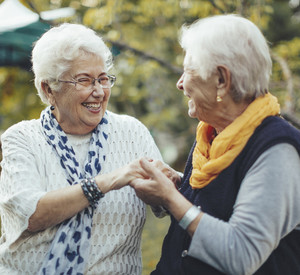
top-left (0, 111), bottom-right (162, 275)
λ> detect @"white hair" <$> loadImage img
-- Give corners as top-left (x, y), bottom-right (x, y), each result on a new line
top-left (180, 14), bottom-right (272, 102)
top-left (32, 23), bottom-right (113, 104)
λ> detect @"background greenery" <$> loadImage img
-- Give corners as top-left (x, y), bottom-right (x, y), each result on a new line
top-left (142, 207), bottom-right (170, 274)
top-left (1, 0), bottom-right (300, 274)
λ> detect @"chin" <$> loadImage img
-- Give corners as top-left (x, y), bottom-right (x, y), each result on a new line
top-left (188, 110), bottom-right (197, 118)
top-left (84, 118), bottom-right (102, 129)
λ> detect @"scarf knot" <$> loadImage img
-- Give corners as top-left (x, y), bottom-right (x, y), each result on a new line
top-left (190, 93), bottom-right (280, 189)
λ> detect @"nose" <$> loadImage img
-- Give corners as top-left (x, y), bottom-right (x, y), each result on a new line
top-left (92, 84), bottom-right (105, 97)
top-left (176, 74), bottom-right (184, 91)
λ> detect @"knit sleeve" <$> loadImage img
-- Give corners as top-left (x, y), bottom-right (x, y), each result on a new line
top-left (109, 113), bottom-right (170, 218)
top-left (0, 122), bottom-right (47, 248)
top-left (108, 112), bottom-right (163, 162)
top-left (135, 120), bottom-right (163, 162)
top-left (188, 143), bottom-right (300, 275)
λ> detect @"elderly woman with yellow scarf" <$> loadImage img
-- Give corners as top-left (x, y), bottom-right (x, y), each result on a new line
top-left (130, 14), bottom-right (300, 275)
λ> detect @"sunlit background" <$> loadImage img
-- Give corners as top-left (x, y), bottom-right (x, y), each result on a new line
top-left (1, 0), bottom-right (300, 273)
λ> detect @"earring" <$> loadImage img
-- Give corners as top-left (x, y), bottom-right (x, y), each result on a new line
top-left (50, 105), bottom-right (55, 111)
top-left (216, 95), bottom-right (222, 102)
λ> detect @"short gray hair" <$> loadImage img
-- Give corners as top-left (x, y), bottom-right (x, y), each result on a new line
top-left (180, 14), bottom-right (272, 102)
top-left (32, 23), bottom-right (113, 104)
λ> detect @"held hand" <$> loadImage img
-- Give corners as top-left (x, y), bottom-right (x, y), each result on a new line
top-left (95, 159), bottom-right (148, 193)
top-left (130, 158), bottom-right (178, 207)
top-left (150, 159), bottom-right (181, 188)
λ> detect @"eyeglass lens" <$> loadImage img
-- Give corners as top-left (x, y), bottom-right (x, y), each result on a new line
top-left (75, 76), bottom-right (115, 90)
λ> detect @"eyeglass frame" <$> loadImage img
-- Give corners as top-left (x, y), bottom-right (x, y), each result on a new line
top-left (57, 74), bottom-right (116, 90)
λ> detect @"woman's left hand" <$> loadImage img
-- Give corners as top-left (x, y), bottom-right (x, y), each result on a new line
top-left (149, 159), bottom-right (182, 189)
top-left (130, 158), bottom-right (202, 236)
top-left (129, 158), bottom-right (178, 207)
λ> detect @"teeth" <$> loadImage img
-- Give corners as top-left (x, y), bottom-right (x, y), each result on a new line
top-left (83, 103), bottom-right (100, 109)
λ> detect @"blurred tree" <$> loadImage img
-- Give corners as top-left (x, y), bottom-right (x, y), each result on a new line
top-left (1, 0), bottom-right (300, 169)
top-left (267, 0), bottom-right (300, 43)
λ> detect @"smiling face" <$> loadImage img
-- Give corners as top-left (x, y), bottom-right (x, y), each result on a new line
top-left (47, 53), bottom-right (111, 135)
top-left (177, 56), bottom-right (218, 123)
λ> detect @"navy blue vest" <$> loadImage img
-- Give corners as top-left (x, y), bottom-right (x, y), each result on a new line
top-left (152, 116), bottom-right (300, 275)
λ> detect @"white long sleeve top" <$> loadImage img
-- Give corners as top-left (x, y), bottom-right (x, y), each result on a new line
top-left (0, 111), bottom-right (162, 275)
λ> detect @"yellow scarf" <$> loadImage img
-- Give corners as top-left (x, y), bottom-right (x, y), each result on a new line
top-left (190, 93), bottom-right (280, 189)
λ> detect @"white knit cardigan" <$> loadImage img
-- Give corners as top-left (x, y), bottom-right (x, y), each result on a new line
top-left (0, 111), bottom-right (162, 275)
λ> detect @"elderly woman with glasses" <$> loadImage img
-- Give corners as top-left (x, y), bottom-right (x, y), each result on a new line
top-left (130, 14), bottom-right (300, 275)
top-left (0, 23), bottom-right (165, 274)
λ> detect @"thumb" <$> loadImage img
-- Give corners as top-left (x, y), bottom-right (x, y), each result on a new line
top-left (129, 177), bottom-right (143, 188)
top-left (139, 158), bottom-right (164, 180)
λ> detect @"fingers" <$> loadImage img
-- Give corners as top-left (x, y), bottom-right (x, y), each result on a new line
top-left (139, 158), bottom-right (163, 180)
top-left (127, 159), bottom-right (149, 179)
top-left (129, 177), bottom-right (142, 188)
top-left (151, 160), bottom-right (173, 178)
top-left (148, 159), bottom-right (179, 186)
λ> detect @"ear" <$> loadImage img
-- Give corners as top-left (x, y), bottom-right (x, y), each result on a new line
top-left (216, 65), bottom-right (231, 97)
top-left (41, 82), bottom-right (55, 105)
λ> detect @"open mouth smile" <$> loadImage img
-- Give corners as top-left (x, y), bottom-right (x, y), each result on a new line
top-left (82, 103), bottom-right (101, 111)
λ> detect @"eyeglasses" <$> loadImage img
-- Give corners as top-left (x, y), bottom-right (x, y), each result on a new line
top-left (58, 74), bottom-right (116, 90)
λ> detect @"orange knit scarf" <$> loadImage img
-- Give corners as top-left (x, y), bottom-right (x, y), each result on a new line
top-left (190, 93), bottom-right (280, 189)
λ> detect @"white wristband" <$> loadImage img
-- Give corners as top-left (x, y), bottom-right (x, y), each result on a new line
top-left (178, 205), bottom-right (201, 230)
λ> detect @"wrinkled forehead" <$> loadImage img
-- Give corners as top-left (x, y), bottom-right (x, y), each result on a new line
top-left (63, 53), bottom-right (106, 77)
top-left (73, 51), bottom-right (105, 66)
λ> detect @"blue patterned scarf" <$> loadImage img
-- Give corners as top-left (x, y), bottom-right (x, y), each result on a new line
top-left (38, 106), bottom-right (109, 275)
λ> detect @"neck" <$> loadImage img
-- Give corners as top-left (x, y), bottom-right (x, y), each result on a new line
top-left (52, 111), bottom-right (95, 135)
top-left (212, 100), bottom-right (250, 134)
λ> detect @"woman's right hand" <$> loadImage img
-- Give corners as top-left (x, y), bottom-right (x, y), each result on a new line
top-left (94, 159), bottom-right (149, 193)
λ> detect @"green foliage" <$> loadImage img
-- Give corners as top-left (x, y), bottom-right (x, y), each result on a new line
top-left (0, 68), bottom-right (45, 129)
top-left (142, 207), bottom-right (170, 274)
top-left (1, 1), bottom-right (300, 167)
top-left (274, 37), bottom-right (300, 73)
top-left (267, 1), bottom-right (300, 43)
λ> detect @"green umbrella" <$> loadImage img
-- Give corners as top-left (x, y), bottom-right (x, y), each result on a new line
top-left (0, 20), bottom-right (50, 70)
top-left (0, 0), bottom-right (74, 70)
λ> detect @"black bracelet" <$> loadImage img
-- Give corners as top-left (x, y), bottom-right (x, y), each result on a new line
top-left (80, 178), bottom-right (104, 209)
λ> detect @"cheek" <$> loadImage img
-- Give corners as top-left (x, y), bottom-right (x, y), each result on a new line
top-left (104, 90), bottom-right (111, 102)
top-left (184, 76), bottom-right (198, 93)
top-left (182, 79), bottom-right (190, 91)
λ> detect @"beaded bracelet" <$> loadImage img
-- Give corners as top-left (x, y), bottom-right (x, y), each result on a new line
top-left (80, 178), bottom-right (104, 209)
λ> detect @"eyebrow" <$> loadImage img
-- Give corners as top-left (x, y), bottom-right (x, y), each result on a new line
top-left (74, 72), bottom-right (108, 78)
top-left (184, 68), bottom-right (194, 73)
